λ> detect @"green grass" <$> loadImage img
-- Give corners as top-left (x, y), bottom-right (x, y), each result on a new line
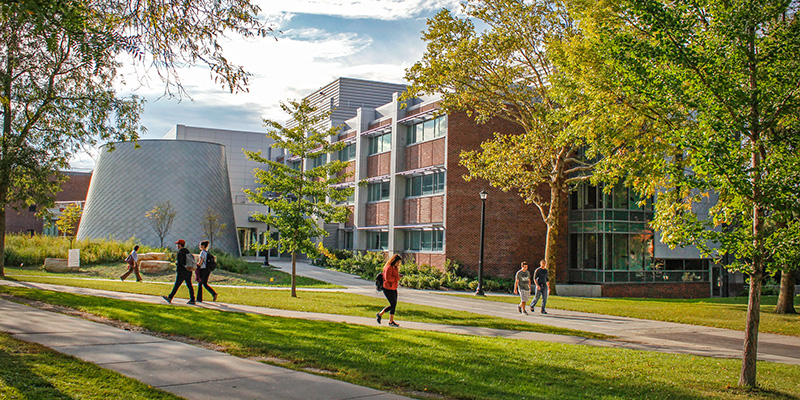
top-left (447, 293), bottom-right (800, 336)
top-left (0, 332), bottom-right (179, 400)
top-left (5, 262), bottom-right (339, 288)
top-left (2, 286), bottom-right (799, 400)
top-left (3, 275), bottom-right (600, 338)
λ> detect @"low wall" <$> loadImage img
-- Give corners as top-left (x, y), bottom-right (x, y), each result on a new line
top-left (601, 282), bottom-right (709, 298)
top-left (556, 284), bottom-right (602, 297)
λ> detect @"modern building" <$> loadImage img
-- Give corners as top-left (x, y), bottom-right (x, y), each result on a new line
top-left (76, 140), bottom-right (239, 255)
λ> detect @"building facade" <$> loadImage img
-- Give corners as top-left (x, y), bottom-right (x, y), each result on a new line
top-left (4, 171), bottom-right (92, 235)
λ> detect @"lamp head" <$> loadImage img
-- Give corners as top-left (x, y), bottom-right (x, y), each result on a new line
top-left (479, 189), bottom-right (488, 200)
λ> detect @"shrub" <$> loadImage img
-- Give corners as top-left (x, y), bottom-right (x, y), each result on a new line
top-left (322, 250), bottom-right (386, 280)
top-left (3, 234), bottom-right (167, 267)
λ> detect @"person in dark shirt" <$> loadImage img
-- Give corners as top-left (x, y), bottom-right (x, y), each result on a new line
top-left (530, 259), bottom-right (549, 314)
top-left (162, 239), bottom-right (196, 305)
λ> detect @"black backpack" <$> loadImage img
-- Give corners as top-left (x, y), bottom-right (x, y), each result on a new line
top-left (375, 272), bottom-right (384, 292)
top-left (206, 251), bottom-right (216, 271)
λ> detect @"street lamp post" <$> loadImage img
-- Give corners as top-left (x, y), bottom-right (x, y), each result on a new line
top-left (476, 189), bottom-right (487, 296)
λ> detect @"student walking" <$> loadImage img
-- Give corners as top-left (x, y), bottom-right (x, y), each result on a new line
top-left (195, 240), bottom-right (217, 303)
top-left (513, 261), bottom-right (531, 314)
top-left (376, 254), bottom-right (402, 327)
top-left (120, 245), bottom-right (142, 282)
top-left (531, 259), bottom-right (549, 314)
top-left (162, 239), bottom-right (196, 305)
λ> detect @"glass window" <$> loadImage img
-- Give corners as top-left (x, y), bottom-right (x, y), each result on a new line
top-left (369, 133), bottom-right (392, 155)
top-left (405, 230), bottom-right (443, 251)
top-left (368, 182), bottom-right (390, 202)
top-left (339, 144), bottom-right (356, 162)
top-left (406, 172), bottom-right (445, 197)
top-left (368, 232), bottom-right (389, 250)
top-left (310, 155), bottom-right (325, 169)
top-left (407, 116), bottom-right (447, 145)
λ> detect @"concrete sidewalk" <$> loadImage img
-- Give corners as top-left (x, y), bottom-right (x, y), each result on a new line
top-left (0, 297), bottom-right (409, 400)
top-left (264, 259), bottom-right (800, 366)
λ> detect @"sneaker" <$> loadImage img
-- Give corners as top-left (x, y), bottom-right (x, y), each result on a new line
top-left (120, 277), bottom-right (124, 282)
top-left (161, 296), bottom-right (172, 304)
top-left (187, 300), bottom-right (196, 305)
top-left (517, 305), bottom-right (522, 314)
top-left (376, 312), bottom-right (382, 324)
top-left (523, 310), bottom-right (528, 315)
top-left (530, 307), bottom-right (535, 313)
top-left (212, 293), bottom-right (218, 302)
top-left (388, 321), bottom-right (400, 327)
top-left (541, 310), bottom-right (548, 315)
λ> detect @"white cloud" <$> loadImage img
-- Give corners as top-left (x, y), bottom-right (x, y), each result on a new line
top-left (258, 0), bottom-right (463, 20)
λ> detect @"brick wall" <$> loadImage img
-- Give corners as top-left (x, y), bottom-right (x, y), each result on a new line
top-left (601, 282), bottom-right (709, 298)
top-left (5, 171), bottom-right (92, 234)
top-left (404, 252), bottom-right (446, 268)
top-left (404, 138), bottom-right (446, 171)
top-left (337, 161), bottom-right (355, 182)
top-left (345, 206), bottom-right (355, 227)
top-left (403, 196), bottom-right (444, 224)
top-left (366, 153), bottom-right (390, 177)
top-left (365, 202), bottom-right (390, 226)
top-left (445, 112), bottom-right (562, 279)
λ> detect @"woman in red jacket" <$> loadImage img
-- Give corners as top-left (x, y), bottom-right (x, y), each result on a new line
top-left (376, 254), bottom-right (402, 327)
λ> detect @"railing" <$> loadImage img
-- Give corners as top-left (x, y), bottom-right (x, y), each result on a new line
top-left (568, 269), bottom-right (709, 283)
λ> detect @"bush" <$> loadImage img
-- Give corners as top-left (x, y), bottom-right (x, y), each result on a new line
top-left (322, 251), bottom-right (386, 280)
top-left (313, 248), bottom-right (354, 268)
top-left (3, 234), bottom-right (167, 267)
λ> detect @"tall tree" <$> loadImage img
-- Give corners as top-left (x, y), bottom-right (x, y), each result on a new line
top-left (570, 0), bottom-right (800, 387)
top-left (146, 201), bottom-right (176, 248)
top-left (0, 0), bottom-right (272, 277)
top-left (405, 0), bottom-right (644, 291)
top-left (245, 100), bottom-right (352, 298)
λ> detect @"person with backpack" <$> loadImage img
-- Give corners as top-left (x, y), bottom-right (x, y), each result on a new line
top-left (376, 254), bottom-right (402, 327)
top-left (162, 239), bottom-right (196, 305)
top-left (119, 245), bottom-right (142, 282)
top-left (195, 240), bottom-right (218, 302)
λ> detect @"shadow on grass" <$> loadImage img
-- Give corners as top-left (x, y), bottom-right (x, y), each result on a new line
top-left (0, 335), bottom-right (71, 399)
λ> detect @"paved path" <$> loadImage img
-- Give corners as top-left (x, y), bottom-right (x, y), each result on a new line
top-left (263, 259), bottom-right (800, 365)
top-left (0, 296), bottom-right (409, 400)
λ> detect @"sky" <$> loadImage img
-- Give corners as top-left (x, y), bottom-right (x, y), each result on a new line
top-left (70, 0), bottom-right (465, 171)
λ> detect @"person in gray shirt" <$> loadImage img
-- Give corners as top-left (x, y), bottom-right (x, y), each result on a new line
top-left (514, 262), bottom-right (532, 314)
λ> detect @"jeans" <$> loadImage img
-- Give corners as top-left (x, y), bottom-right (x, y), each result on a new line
top-left (168, 270), bottom-right (195, 301)
top-left (382, 289), bottom-right (398, 315)
top-left (531, 286), bottom-right (548, 311)
top-left (196, 268), bottom-right (216, 302)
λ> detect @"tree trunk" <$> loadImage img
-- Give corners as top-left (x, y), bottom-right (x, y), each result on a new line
top-left (739, 267), bottom-right (763, 387)
top-left (544, 183), bottom-right (566, 296)
top-left (775, 269), bottom-right (796, 314)
top-left (291, 251), bottom-right (297, 298)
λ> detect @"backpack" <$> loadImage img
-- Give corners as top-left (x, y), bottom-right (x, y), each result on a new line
top-left (206, 251), bottom-right (216, 271)
top-left (375, 272), bottom-right (384, 292)
top-left (125, 253), bottom-right (134, 266)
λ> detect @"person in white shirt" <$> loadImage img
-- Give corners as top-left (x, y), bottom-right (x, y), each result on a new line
top-left (195, 240), bottom-right (217, 302)
top-left (120, 245), bottom-right (142, 282)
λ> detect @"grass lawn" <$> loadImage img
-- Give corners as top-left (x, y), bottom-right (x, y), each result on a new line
top-left (448, 293), bottom-right (800, 336)
top-left (0, 332), bottom-right (179, 400)
top-left (2, 276), bottom-right (601, 338)
top-left (2, 286), bottom-right (799, 400)
top-left (5, 262), bottom-right (338, 288)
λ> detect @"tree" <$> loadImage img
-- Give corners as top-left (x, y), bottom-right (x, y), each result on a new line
top-left (244, 99), bottom-right (352, 298)
top-left (405, 0), bottom-right (645, 292)
top-left (146, 201), bottom-right (176, 248)
top-left (0, 0), bottom-right (273, 277)
top-left (55, 202), bottom-right (82, 248)
top-left (570, 0), bottom-right (800, 387)
top-left (202, 206), bottom-right (227, 249)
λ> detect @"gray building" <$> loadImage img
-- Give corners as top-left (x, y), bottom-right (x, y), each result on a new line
top-left (76, 140), bottom-right (239, 255)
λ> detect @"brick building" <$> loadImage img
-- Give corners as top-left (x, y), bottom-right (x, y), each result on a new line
top-left (4, 171), bottom-right (92, 235)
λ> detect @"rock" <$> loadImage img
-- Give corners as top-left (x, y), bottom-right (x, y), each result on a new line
top-left (44, 258), bottom-right (80, 273)
top-left (139, 260), bottom-right (173, 273)
top-left (138, 252), bottom-right (168, 262)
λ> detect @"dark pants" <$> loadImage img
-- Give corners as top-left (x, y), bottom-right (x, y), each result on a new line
top-left (120, 263), bottom-right (142, 281)
top-left (168, 270), bottom-right (195, 301)
top-left (196, 268), bottom-right (216, 302)
top-left (382, 289), bottom-right (398, 315)
top-left (532, 286), bottom-right (548, 311)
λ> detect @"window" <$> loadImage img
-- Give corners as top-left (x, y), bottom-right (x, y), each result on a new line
top-left (310, 155), bottom-right (326, 169)
top-left (407, 116), bottom-right (447, 145)
top-left (368, 181), bottom-right (390, 202)
top-left (404, 230), bottom-right (444, 252)
top-left (289, 161), bottom-right (301, 171)
top-left (338, 143), bottom-right (356, 162)
top-left (335, 189), bottom-right (355, 205)
top-left (368, 133), bottom-right (392, 155)
top-left (406, 172), bottom-right (445, 197)
top-left (367, 232), bottom-right (389, 250)
top-left (342, 231), bottom-right (354, 249)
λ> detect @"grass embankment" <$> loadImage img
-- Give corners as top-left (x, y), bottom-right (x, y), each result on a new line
top-left (2, 286), bottom-right (799, 400)
top-left (5, 263), bottom-right (338, 288)
top-left (2, 277), bottom-right (598, 338)
top-left (449, 293), bottom-right (800, 336)
top-left (0, 332), bottom-right (179, 400)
